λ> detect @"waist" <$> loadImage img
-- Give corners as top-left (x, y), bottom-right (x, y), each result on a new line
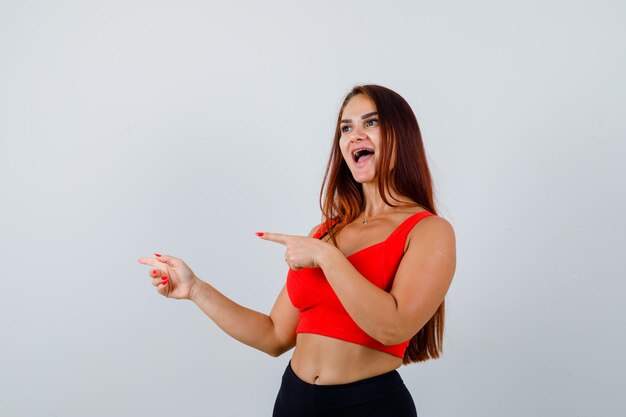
top-left (282, 359), bottom-right (405, 404)
top-left (291, 333), bottom-right (403, 385)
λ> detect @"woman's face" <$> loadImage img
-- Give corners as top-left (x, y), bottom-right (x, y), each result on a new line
top-left (338, 94), bottom-right (382, 184)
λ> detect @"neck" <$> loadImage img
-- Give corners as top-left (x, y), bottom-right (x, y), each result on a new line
top-left (360, 181), bottom-right (412, 218)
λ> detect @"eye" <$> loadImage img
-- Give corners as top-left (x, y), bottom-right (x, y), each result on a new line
top-left (340, 125), bottom-right (352, 134)
top-left (365, 118), bottom-right (379, 127)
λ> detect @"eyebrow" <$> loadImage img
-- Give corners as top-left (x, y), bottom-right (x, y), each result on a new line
top-left (340, 112), bottom-right (378, 124)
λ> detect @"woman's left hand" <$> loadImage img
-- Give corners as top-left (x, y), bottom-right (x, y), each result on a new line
top-left (257, 232), bottom-right (332, 271)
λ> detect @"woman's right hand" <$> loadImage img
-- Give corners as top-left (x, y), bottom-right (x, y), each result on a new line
top-left (137, 254), bottom-right (200, 300)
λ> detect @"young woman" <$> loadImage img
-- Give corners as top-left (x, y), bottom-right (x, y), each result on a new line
top-left (138, 85), bottom-right (456, 416)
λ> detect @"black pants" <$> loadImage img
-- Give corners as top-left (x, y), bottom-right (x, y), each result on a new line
top-left (272, 361), bottom-right (418, 417)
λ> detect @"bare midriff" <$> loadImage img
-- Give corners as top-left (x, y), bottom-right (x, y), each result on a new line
top-left (290, 333), bottom-right (403, 385)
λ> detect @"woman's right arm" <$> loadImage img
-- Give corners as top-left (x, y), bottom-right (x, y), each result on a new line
top-left (138, 226), bottom-right (320, 357)
top-left (189, 279), bottom-right (299, 357)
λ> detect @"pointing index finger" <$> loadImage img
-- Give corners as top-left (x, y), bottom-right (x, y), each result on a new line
top-left (257, 232), bottom-right (291, 245)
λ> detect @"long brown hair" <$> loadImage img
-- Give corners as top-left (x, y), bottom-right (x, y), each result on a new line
top-left (319, 84), bottom-right (444, 364)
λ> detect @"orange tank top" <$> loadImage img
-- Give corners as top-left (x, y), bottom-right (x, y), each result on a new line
top-left (286, 211), bottom-right (437, 358)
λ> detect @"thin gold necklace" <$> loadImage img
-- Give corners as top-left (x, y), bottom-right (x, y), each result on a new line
top-left (362, 213), bottom-right (377, 224)
top-left (362, 211), bottom-right (381, 225)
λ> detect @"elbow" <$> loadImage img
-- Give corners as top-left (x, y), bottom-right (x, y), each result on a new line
top-left (372, 295), bottom-right (409, 346)
top-left (266, 342), bottom-right (295, 358)
top-left (267, 347), bottom-right (285, 358)
top-left (374, 324), bottom-right (405, 347)
top-left (373, 320), bottom-right (419, 346)
top-left (267, 350), bottom-right (282, 358)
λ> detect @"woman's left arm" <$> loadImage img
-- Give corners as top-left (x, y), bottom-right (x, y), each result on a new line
top-left (317, 216), bottom-right (456, 346)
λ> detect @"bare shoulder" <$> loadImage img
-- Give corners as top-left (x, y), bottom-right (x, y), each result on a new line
top-left (400, 215), bottom-right (456, 283)
top-left (408, 215), bottom-right (456, 248)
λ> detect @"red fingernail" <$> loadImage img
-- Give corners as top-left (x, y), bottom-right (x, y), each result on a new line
top-left (162, 281), bottom-right (167, 286)
top-left (161, 276), bottom-right (168, 280)
top-left (151, 270), bottom-right (157, 275)
top-left (255, 232), bottom-right (264, 237)
top-left (154, 253), bottom-right (162, 257)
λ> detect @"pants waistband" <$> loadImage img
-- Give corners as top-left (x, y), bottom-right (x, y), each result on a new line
top-left (283, 361), bottom-right (405, 408)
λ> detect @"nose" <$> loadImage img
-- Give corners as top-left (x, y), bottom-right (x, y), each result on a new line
top-left (348, 126), bottom-right (367, 142)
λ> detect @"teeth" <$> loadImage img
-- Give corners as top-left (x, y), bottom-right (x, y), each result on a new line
top-left (353, 148), bottom-right (374, 162)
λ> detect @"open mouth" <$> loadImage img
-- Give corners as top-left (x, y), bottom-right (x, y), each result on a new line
top-left (353, 148), bottom-right (375, 163)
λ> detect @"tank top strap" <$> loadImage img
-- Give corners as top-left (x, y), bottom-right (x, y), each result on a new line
top-left (313, 217), bottom-right (340, 239)
top-left (387, 211), bottom-right (437, 242)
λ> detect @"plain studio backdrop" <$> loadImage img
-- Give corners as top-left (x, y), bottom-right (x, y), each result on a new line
top-left (1, 1), bottom-right (624, 416)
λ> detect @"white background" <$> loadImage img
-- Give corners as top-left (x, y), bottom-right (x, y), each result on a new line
top-left (1, 1), bottom-right (625, 416)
